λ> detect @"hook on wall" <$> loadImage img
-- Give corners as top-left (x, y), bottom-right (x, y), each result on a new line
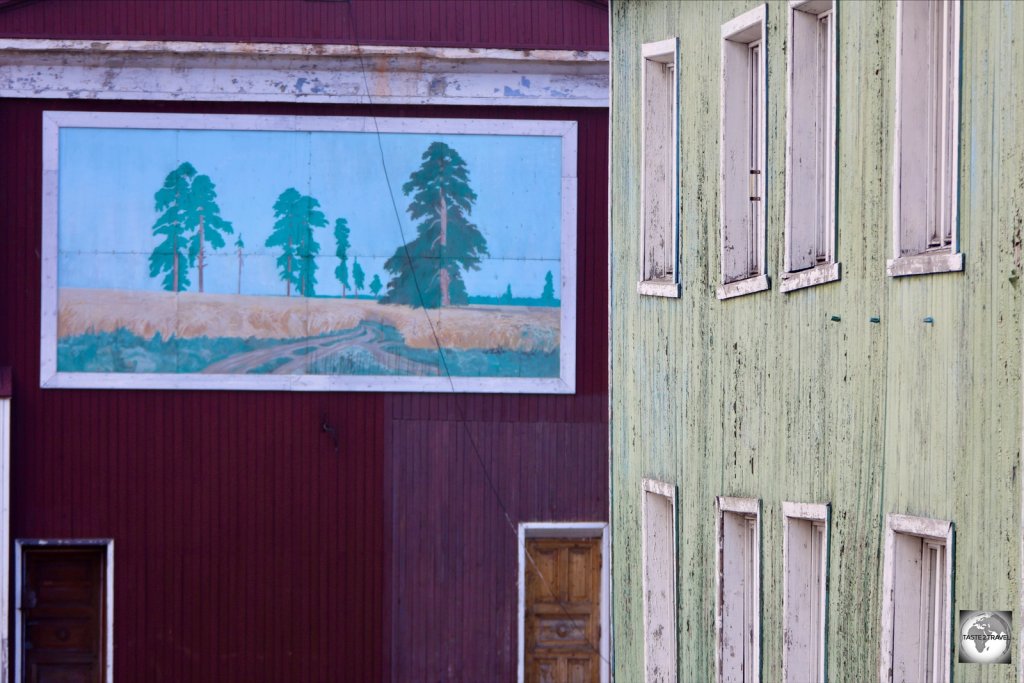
top-left (321, 413), bottom-right (340, 456)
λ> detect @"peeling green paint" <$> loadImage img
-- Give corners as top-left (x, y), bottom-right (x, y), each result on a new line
top-left (610, 1), bottom-right (1024, 681)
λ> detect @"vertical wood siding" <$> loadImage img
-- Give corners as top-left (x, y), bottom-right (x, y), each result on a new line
top-left (1, 93), bottom-right (607, 681)
top-left (385, 107), bottom-right (609, 682)
top-left (0, 0), bottom-right (608, 51)
top-left (610, 1), bottom-right (1023, 681)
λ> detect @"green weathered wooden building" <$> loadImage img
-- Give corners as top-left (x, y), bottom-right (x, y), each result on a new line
top-left (609, 1), bottom-right (1024, 681)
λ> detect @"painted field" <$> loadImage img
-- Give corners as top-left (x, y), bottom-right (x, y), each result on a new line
top-left (56, 288), bottom-right (560, 377)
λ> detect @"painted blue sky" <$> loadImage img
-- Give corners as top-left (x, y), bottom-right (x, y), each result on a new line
top-left (57, 126), bottom-right (563, 298)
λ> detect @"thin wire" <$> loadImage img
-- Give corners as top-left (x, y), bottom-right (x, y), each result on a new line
top-left (343, 3), bottom-right (609, 668)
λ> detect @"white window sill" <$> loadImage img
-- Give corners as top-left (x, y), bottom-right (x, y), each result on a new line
top-left (887, 251), bottom-right (963, 277)
top-left (780, 262), bottom-right (841, 293)
top-left (637, 280), bottom-right (681, 298)
top-left (716, 274), bottom-right (769, 300)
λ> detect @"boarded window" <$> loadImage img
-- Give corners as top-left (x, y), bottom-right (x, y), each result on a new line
top-left (639, 38), bottom-right (680, 298)
top-left (880, 514), bottom-right (953, 683)
top-left (716, 496), bottom-right (760, 683)
top-left (889, 0), bottom-right (963, 277)
top-left (783, 0), bottom-right (840, 292)
top-left (719, 5), bottom-right (769, 300)
top-left (642, 479), bottom-right (676, 682)
top-left (782, 502), bottom-right (829, 683)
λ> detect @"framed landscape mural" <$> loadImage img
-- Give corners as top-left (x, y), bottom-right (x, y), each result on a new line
top-left (40, 112), bottom-right (577, 392)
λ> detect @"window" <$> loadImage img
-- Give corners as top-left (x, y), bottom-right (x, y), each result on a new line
top-left (639, 38), bottom-right (681, 298)
top-left (889, 0), bottom-right (963, 277)
top-left (783, 0), bottom-right (839, 292)
top-left (719, 5), bottom-right (769, 300)
top-left (642, 479), bottom-right (677, 682)
top-left (879, 514), bottom-right (953, 683)
top-left (716, 496), bottom-right (760, 683)
top-left (782, 502), bottom-right (829, 683)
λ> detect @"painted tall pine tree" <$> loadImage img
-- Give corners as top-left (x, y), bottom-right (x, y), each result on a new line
top-left (148, 162), bottom-right (233, 292)
top-left (334, 217), bottom-right (351, 297)
top-left (381, 142), bottom-right (488, 308)
top-left (266, 188), bottom-right (327, 297)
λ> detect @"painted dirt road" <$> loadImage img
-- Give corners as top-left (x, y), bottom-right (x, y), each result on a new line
top-left (202, 322), bottom-right (440, 375)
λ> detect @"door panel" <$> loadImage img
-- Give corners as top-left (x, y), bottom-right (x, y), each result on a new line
top-left (21, 547), bottom-right (106, 683)
top-left (525, 538), bottom-right (601, 683)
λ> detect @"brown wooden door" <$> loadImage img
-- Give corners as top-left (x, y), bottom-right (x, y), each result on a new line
top-left (525, 538), bottom-right (601, 683)
top-left (21, 547), bottom-right (106, 683)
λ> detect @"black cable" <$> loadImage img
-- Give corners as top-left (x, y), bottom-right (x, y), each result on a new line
top-left (343, 3), bottom-right (610, 668)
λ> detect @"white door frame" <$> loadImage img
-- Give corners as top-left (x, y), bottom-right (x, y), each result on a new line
top-left (516, 521), bottom-right (610, 683)
top-left (0, 392), bottom-right (9, 681)
top-left (14, 538), bottom-right (115, 683)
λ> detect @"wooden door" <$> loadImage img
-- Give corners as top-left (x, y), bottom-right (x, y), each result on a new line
top-left (525, 538), bottom-right (601, 683)
top-left (20, 547), bottom-right (106, 683)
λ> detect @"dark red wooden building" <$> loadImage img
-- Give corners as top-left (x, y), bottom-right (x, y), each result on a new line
top-left (0, 1), bottom-right (609, 681)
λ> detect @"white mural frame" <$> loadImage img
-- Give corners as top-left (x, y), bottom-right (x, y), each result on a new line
top-left (40, 111), bottom-right (577, 393)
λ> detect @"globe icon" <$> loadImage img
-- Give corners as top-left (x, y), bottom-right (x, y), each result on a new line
top-left (960, 612), bottom-right (1011, 663)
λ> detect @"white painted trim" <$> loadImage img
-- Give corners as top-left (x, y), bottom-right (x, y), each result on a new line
top-left (39, 111), bottom-right (578, 394)
top-left (780, 263), bottom-right (841, 293)
top-left (639, 37), bottom-right (680, 293)
top-left (722, 5), bottom-right (769, 43)
top-left (886, 252), bottom-right (964, 277)
top-left (0, 398), bottom-right (9, 683)
top-left (887, 513), bottom-right (951, 541)
top-left (879, 513), bottom-right (953, 683)
top-left (14, 539), bottom-right (115, 683)
top-left (636, 280), bottom-right (681, 298)
top-left (890, 0), bottom-right (963, 274)
top-left (1020, 289), bottom-right (1024, 683)
top-left (641, 477), bottom-right (675, 499)
top-left (516, 522), bottom-right (609, 683)
top-left (718, 496), bottom-right (760, 515)
top-left (641, 479), bottom-right (677, 683)
top-left (0, 39), bottom-right (609, 108)
top-left (781, 502), bottom-right (830, 683)
top-left (716, 274), bottom-right (770, 300)
top-left (781, 500), bottom-right (829, 522)
top-left (715, 496), bottom-right (762, 683)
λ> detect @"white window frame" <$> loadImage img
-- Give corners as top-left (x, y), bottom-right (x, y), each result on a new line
top-left (516, 522), bottom-right (610, 683)
top-left (888, 0), bottom-right (963, 277)
top-left (0, 385), bottom-right (9, 682)
top-left (715, 496), bottom-right (761, 683)
top-left (639, 37), bottom-right (681, 298)
top-left (879, 514), bottom-right (953, 683)
top-left (781, 501), bottom-right (830, 683)
top-left (14, 538), bottom-right (115, 683)
top-left (642, 478), bottom-right (678, 682)
top-left (719, 5), bottom-right (769, 301)
top-left (782, 0), bottom-right (840, 293)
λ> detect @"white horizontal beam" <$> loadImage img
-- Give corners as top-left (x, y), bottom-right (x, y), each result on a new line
top-left (0, 38), bottom-right (609, 107)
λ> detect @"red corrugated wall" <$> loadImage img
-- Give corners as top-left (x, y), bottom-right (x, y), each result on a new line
top-left (0, 0), bottom-right (608, 50)
top-left (0, 2), bottom-right (608, 681)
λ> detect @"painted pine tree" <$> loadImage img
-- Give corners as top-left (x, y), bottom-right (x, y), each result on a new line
top-left (186, 174), bottom-right (233, 293)
top-left (265, 188), bottom-right (327, 297)
top-left (369, 274), bottom-right (382, 298)
top-left (334, 217), bottom-right (351, 297)
top-left (381, 141), bottom-right (488, 308)
top-left (352, 259), bottom-right (365, 297)
top-left (148, 162), bottom-right (233, 293)
top-left (235, 234), bottom-right (245, 295)
top-left (541, 270), bottom-right (555, 304)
